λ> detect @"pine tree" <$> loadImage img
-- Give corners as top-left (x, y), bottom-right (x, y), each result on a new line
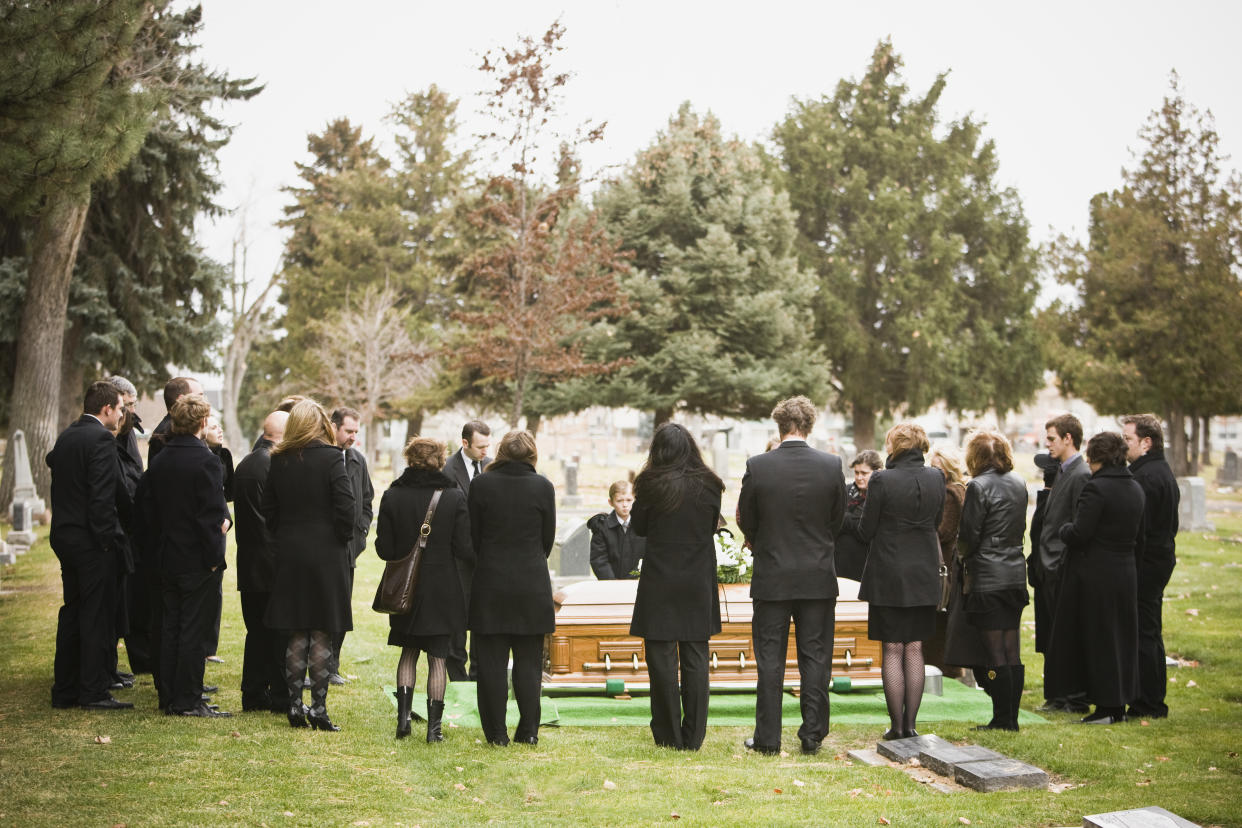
top-left (1045, 74), bottom-right (1242, 474)
top-left (774, 40), bottom-right (1042, 449)
top-left (594, 103), bottom-right (826, 426)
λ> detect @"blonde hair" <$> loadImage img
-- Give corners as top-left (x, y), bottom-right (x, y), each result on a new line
top-left (489, 430), bottom-right (537, 470)
top-left (928, 446), bottom-right (967, 485)
top-left (273, 399), bottom-right (335, 455)
top-left (608, 480), bottom-right (633, 502)
top-left (964, 430), bottom-right (1015, 476)
top-left (404, 436), bottom-right (446, 470)
top-left (885, 422), bottom-right (930, 457)
top-left (170, 394), bottom-right (212, 435)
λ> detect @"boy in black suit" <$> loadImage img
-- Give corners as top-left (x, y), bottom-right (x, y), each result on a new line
top-left (588, 480), bottom-right (645, 579)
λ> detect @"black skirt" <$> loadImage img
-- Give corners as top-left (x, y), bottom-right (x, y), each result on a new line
top-left (965, 587), bottom-right (1029, 631)
top-left (386, 632), bottom-right (450, 659)
top-left (868, 604), bottom-right (937, 643)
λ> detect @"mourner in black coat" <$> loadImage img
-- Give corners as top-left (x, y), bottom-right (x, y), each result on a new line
top-left (141, 397), bottom-right (231, 718)
top-left (467, 431), bottom-right (555, 746)
top-left (261, 400), bottom-right (356, 731)
top-left (629, 426), bottom-right (723, 751)
top-left (1122, 415), bottom-right (1180, 720)
top-left (47, 383), bottom-right (131, 710)
top-left (232, 411), bottom-right (288, 713)
top-left (737, 398), bottom-right (845, 756)
top-left (588, 481), bottom-right (645, 579)
top-left (857, 423), bottom-right (945, 740)
top-left (146, 376), bottom-right (202, 466)
top-left (328, 407), bottom-right (375, 683)
top-left (442, 420), bottom-right (491, 681)
top-left (376, 442), bottom-right (474, 741)
top-left (1048, 432), bottom-right (1145, 725)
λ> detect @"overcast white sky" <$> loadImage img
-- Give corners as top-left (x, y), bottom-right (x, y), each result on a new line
top-left (194, 1), bottom-right (1242, 283)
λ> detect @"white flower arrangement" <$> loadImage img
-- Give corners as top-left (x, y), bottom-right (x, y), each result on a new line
top-left (714, 530), bottom-right (753, 584)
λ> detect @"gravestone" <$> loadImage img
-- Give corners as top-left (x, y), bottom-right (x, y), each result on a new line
top-left (1176, 477), bottom-right (1213, 532)
top-left (558, 521), bottom-right (592, 577)
top-left (876, 733), bottom-right (951, 763)
top-left (0, 540), bottom-right (14, 566)
top-left (1083, 806), bottom-right (1200, 827)
top-left (1218, 448), bottom-right (1239, 485)
top-left (7, 499), bottom-right (35, 550)
top-left (7, 429), bottom-right (46, 533)
top-left (845, 747), bottom-right (889, 767)
top-left (917, 743), bottom-right (1003, 777)
top-left (562, 455), bottom-right (582, 507)
top-left (711, 431), bottom-right (728, 481)
top-left (953, 758), bottom-right (1048, 792)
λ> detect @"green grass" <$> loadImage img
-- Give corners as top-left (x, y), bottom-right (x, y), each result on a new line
top-left (1, 510), bottom-right (1240, 827)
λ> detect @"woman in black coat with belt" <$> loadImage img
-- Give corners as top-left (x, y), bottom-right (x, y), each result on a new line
top-left (629, 423), bottom-right (724, 750)
top-left (375, 437), bottom-right (473, 742)
top-left (956, 431), bottom-right (1029, 731)
top-left (1048, 431), bottom-right (1145, 724)
top-left (858, 423), bottom-right (945, 740)
top-left (262, 399), bottom-right (356, 731)
top-left (467, 430), bottom-right (556, 746)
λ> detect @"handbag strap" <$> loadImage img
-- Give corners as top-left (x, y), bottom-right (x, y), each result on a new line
top-left (417, 489), bottom-right (444, 552)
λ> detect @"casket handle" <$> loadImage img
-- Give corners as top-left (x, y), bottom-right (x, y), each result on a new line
top-left (739, 651), bottom-right (746, 669)
top-left (711, 652), bottom-right (718, 670)
top-left (603, 653), bottom-right (611, 671)
top-left (844, 648), bottom-right (852, 668)
top-left (632, 653), bottom-right (640, 670)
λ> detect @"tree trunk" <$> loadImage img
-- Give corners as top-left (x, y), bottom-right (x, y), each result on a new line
top-left (58, 318), bottom-right (86, 432)
top-left (526, 413), bottom-right (542, 437)
top-left (851, 400), bottom-right (877, 453)
top-left (1201, 415), bottom-right (1212, 467)
top-left (1190, 415), bottom-right (1201, 474)
top-left (1167, 407), bottom-right (1189, 477)
top-left (222, 325), bottom-right (251, 454)
top-left (653, 405), bottom-right (673, 428)
top-left (405, 410), bottom-right (424, 440)
top-left (0, 195), bottom-right (90, 511)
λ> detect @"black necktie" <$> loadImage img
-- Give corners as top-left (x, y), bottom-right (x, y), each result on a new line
top-left (472, 459), bottom-right (480, 477)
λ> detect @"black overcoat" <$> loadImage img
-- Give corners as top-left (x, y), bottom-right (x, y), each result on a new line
top-left (588, 510), bottom-right (645, 580)
top-left (141, 434), bottom-right (229, 576)
top-left (629, 480), bottom-right (723, 641)
top-left (737, 440), bottom-right (846, 601)
top-left (375, 468), bottom-right (474, 641)
top-left (835, 483), bottom-right (869, 581)
top-left (1130, 449), bottom-right (1179, 565)
top-left (232, 438), bottom-right (276, 593)
top-left (857, 450), bottom-right (945, 607)
top-left (1046, 464), bottom-right (1145, 706)
top-left (262, 442), bottom-right (356, 633)
top-left (466, 462), bottom-right (556, 635)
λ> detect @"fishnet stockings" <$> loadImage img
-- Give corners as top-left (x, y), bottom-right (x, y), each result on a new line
top-left (397, 647), bottom-right (447, 701)
top-left (881, 640), bottom-right (925, 734)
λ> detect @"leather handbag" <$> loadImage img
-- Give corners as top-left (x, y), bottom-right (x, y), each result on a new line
top-left (372, 490), bottom-right (443, 615)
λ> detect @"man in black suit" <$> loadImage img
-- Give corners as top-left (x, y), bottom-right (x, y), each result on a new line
top-left (105, 376), bottom-right (147, 682)
top-left (328, 407), bottom-right (374, 684)
top-left (738, 396), bottom-right (846, 755)
top-left (442, 420), bottom-right (491, 681)
top-left (233, 409), bottom-right (289, 712)
top-left (141, 394), bottom-right (232, 717)
top-left (1122, 413), bottom-right (1180, 720)
top-left (146, 375), bottom-right (202, 465)
top-left (47, 381), bottom-right (132, 710)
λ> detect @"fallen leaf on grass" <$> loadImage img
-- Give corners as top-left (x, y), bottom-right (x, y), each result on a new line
top-left (774, 788), bottom-right (783, 794)
top-left (471, 797), bottom-right (483, 804)
top-left (603, 780), bottom-right (617, 790)
top-left (1186, 608), bottom-right (1199, 616)
top-left (671, 812), bottom-right (680, 820)
top-left (453, 783), bottom-right (466, 791)
top-left (879, 818), bottom-right (891, 825)
top-left (230, 731), bottom-right (241, 738)
top-left (283, 812), bottom-right (294, 818)
top-left (455, 766), bottom-right (464, 772)
top-left (1186, 680), bottom-right (1198, 688)
top-left (94, 735), bottom-right (111, 744)
top-left (1136, 780), bottom-right (1151, 786)
top-left (1140, 720), bottom-right (1150, 726)
top-left (959, 819), bottom-right (972, 825)
top-left (1157, 756), bottom-right (1170, 762)
top-left (1048, 782), bottom-right (1076, 793)
top-left (1228, 752), bottom-right (1238, 758)
top-left (1209, 766), bottom-right (1218, 771)
top-left (792, 779), bottom-right (806, 787)
top-left (353, 822), bottom-right (371, 827)
top-left (218, 800), bottom-right (229, 806)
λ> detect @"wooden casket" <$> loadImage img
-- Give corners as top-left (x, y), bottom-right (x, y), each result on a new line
top-left (543, 579), bottom-right (882, 691)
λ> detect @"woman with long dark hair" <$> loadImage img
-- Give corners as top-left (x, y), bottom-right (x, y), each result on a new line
top-left (858, 423), bottom-right (945, 740)
top-left (262, 399), bottom-right (356, 731)
top-left (629, 423), bottom-right (725, 750)
top-left (467, 431), bottom-right (556, 746)
top-left (956, 431), bottom-right (1029, 731)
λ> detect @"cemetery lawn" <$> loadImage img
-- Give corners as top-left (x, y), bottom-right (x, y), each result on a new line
top-left (0, 514), bottom-right (1239, 827)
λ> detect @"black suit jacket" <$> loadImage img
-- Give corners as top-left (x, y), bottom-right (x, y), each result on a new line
top-left (147, 414), bottom-right (172, 465)
top-left (1129, 449), bottom-right (1179, 565)
top-left (344, 447), bottom-right (374, 565)
top-left (139, 434), bottom-right (229, 576)
top-left (46, 415), bottom-right (130, 568)
top-left (233, 438), bottom-right (276, 592)
top-left (443, 448), bottom-right (491, 491)
top-left (738, 440), bottom-right (846, 601)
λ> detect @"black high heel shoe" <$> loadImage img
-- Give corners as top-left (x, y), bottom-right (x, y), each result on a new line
top-left (308, 710), bottom-right (340, 732)
top-left (288, 702), bottom-right (308, 728)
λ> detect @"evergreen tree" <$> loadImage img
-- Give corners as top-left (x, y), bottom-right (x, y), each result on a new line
top-left (594, 103), bottom-right (826, 426)
top-left (1045, 74), bottom-right (1242, 474)
top-left (773, 40), bottom-right (1042, 449)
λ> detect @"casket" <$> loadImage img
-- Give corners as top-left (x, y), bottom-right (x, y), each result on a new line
top-left (543, 579), bottom-right (882, 691)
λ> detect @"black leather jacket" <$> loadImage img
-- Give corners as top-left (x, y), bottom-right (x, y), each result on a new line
top-left (957, 468), bottom-right (1028, 593)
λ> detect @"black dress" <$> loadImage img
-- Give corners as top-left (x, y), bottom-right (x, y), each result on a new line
top-left (262, 443), bottom-right (356, 633)
top-left (858, 450), bottom-right (945, 643)
top-left (1046, 464), bottom-right (1144, 707)
top-left (375, 468), bottom-right (473, 657)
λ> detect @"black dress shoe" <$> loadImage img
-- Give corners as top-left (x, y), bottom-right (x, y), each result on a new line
top-left (882, 729), bottom-right (903, 741)
top-left (308, 711), bottom-right (340, 732)
top-left (81, 696), bottom-right (134, 710)
top-left (515, 735), bottom-right (538, 745)
top-left (328, 673), bottom-right (348, 686)
top-left (202, 685), bottom-right (219, 694)
top-left (1079, 710), bottom-right (1128, 725)
top-left (115, 671), bottom-right (135, 682)
top-left (799, 736), bottom-right (821, 755)
top-left (744, 737), bottom-right (780, 755)
top-left (1035, 699), bottom-right (1066, 713)
top-left (177, 703), bottom-right (232, 718)
top-left (109, 679), bottom-right (134, 690)
top-left (486, 738), bottom-right (511, 747)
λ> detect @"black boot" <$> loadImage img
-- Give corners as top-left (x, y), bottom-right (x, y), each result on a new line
top-left (974, 666), bottom-right (1008, 730)
top-left (427, 699), bottom-right (445, 743)
top-left (1008, 664), bottom-right (1025, 731)
top-left (395, 686), bottom-right (413, 740)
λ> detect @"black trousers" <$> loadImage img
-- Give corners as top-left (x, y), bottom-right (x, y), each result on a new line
top-left (447, 631), bottom-right (478, 681)
top-left (52, 549), bottom-right (118, 706)
top-left (330, 568), bottom-right (356, 675)
top-left (752, 598), bottom-right (834, 748)
top-left (123, 566), bottom-right (156, 673)
top-left (1133, 553), bottom-right (1175, 715)
top-left (473, 633), bottom-right (543, 744)
top-left (240, 590), bottom-right (286, 706)
top-left (160, 568), bottom-right (221, 712)
top-left (643, 639), bottom-right (709, 750)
